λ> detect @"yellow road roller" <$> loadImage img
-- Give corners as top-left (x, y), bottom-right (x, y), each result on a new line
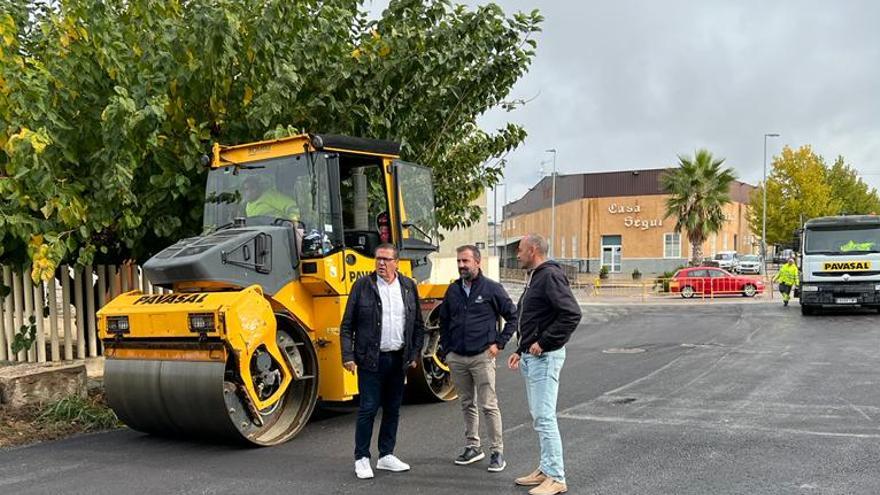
top-left (97, 134), bottom-right (453, 445)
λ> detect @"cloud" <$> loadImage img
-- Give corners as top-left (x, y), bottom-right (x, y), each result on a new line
top-left (368, 1), bottom-right (880, 214)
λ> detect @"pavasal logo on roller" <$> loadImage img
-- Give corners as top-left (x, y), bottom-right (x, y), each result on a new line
top-left (132, 293), bottom-right (209, 305)
top-left (822, 261), bottom-right (872, 271)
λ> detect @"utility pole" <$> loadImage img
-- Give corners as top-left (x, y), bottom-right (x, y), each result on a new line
top-left (503, 184), bottom-right (507, 267)
top-left (546, 149), bottom-right (557, 258)
top-left (762, 133), bottom-right (780, 278)
top-left (492, 185), bottom-right (498, 257)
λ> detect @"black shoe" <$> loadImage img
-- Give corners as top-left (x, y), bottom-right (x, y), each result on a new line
top-left (487, 452), bottom-right (506, 472)
top-left (784, 300), bottom-right (789, 307)
top-left (454, 446), bottom-right (485, 465)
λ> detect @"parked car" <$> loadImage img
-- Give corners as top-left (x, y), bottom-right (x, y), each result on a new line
top-left (669, 267), bottom-right (764, 298)
top-left (734, 254), bottom-right (763, 274)
top-left (773, 248), bottom-right (795, 265)
top-left (700, 257), bottom-right (721, 268)
top-left (713, 251), bottom-right (739, 270)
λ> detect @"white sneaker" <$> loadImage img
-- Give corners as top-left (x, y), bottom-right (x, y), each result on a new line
top-left (376, 454), bottom-right (410, 472)
top-left (355, 457), bottom-right (374, 479)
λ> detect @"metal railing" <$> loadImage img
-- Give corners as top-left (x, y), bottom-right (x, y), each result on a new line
top-left (589, 277), bottom-right (769, 302)
top-left (502, 271), bottom-right (777, 304)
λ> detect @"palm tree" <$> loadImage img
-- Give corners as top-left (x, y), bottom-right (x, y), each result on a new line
top-left (662, 149), bottom-right (737, 265)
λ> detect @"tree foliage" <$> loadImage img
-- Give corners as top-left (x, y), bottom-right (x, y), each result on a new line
top-left (0, 0), bottom-right (541, 279)
top-left (748, 145), bottom-right (880, 246)
top-left (662, 149), bottom-right (737, 264)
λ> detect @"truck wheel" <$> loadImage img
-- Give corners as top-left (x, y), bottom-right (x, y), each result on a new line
top-left (801, 304), bottom-right (816, 316)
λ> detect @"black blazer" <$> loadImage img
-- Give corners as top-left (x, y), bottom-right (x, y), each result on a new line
top-left (340, 272), bottom-right (425, 372)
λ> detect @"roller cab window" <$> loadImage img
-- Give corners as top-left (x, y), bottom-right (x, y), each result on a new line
top-left (339, 160), bottom-right (390, 257)
top-left (203, 152), bottom-right (343, 259)
top-left (393, 161), bottom-right (439, 251)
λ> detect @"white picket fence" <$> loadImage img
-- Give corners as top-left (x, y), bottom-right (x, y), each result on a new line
top-left (0, 263), bottom-right (167, 363)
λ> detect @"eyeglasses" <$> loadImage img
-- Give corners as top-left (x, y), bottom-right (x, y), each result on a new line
top-left (376, 256), bottom-right (397, 264)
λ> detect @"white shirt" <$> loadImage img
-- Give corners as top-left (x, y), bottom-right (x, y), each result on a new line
top-left (377, 275), bottom-right (405, 351)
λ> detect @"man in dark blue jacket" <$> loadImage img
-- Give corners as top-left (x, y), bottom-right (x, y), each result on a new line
top-left (439, 245), bottom-right (518, 473)
top-left (341, 243), bottom-right (424, 480)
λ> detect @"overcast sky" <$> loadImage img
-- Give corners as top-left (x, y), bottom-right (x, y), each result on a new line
top-left (368, 1), bottom-right (880, 220)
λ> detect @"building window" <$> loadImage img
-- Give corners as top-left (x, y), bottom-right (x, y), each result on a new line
top-left (572, 235), bottom-right (578, 259)
top-left (664, 233), bottom-right (681, 258)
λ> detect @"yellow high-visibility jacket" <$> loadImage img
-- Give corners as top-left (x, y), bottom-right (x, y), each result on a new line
top-left (245, 189), bottom-right (299, 220)
top-left (775, 263), bottom-right (799, 286)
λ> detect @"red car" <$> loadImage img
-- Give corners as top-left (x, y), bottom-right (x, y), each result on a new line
top-left (669, 267), bottom-right (764, 298)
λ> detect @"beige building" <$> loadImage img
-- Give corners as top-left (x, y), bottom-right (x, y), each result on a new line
top-left (430, 191), bottom-right (499, 283)
top-left (502, 169), bottom-right (756, 275)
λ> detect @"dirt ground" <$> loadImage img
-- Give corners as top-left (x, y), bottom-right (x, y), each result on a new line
top-left (0, 389), bottom-right (118, 449)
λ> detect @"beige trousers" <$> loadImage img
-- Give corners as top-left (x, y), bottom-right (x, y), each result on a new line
top-left (447, 350), bottom-right (504, 454)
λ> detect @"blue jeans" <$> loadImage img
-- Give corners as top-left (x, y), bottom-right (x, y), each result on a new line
top-left (354, 351), bottom-right (406, 460)
top-left (521, 347), bottom-right (566, 483)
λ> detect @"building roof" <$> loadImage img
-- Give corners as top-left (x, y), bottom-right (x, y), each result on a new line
top-left (503, 168), bottom-right (756, 218)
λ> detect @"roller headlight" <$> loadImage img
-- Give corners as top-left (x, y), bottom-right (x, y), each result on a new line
top-left (106, 316), bottom-right (130, 334)
top-left (188, 313), bottom-right (216, 333)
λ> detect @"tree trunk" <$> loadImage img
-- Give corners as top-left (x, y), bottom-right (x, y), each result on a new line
top-left (691, 241), bottom-right (703, 265)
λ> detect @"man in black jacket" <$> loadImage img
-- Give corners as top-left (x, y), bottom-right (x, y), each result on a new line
top-left (341, 243), bottom-right (425, 480)
top-left (508, 234), bottom-right (582, 495)
top-left (439, 245), bottom-right (517, 472)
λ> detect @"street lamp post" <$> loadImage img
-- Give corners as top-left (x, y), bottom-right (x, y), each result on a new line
top-left (492, 183), bottom-right (504, 258)
top-left (503, 184), bottom-right (507, 267)
top-left (546, 149), bottom-right (557, 258)
top-left (493, 184), bottom-right (497, 257)
top-left (762, 132), bottom-right (780, 278)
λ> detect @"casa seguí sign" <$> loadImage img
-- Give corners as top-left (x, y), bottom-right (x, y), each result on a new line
top-left (608, 203), bottom-right (663, 230)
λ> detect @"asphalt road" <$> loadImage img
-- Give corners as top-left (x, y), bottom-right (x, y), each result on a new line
top-left (3, 303), bottom-right (880, 495)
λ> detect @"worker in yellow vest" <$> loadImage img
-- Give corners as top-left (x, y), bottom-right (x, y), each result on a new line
top-left (242, 177), bottom-right (300, 221)
top-left (774, 257), bottom-right (799, 307)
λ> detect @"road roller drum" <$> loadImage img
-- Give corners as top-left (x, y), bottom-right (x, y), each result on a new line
top-left (99, 287), bottom-right (319, 445)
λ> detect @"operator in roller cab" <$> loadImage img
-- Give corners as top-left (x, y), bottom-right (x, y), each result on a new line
top-left (799, 215), bottom-right (880, 315)
top-left (241, 176), bottom-right (300, 220)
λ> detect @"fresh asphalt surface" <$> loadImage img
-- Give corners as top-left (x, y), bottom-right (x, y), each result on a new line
top-left (4, 302), bottom-right (880, 494)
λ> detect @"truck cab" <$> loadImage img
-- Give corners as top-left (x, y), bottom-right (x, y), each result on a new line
top-left (799, 215), bottom-right (880, 315)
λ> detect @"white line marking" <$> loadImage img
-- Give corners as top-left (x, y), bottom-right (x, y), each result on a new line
top-left (557, 413), bottom-right (880, 440)
top-left (844, 398), bottom-right (873, 422)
